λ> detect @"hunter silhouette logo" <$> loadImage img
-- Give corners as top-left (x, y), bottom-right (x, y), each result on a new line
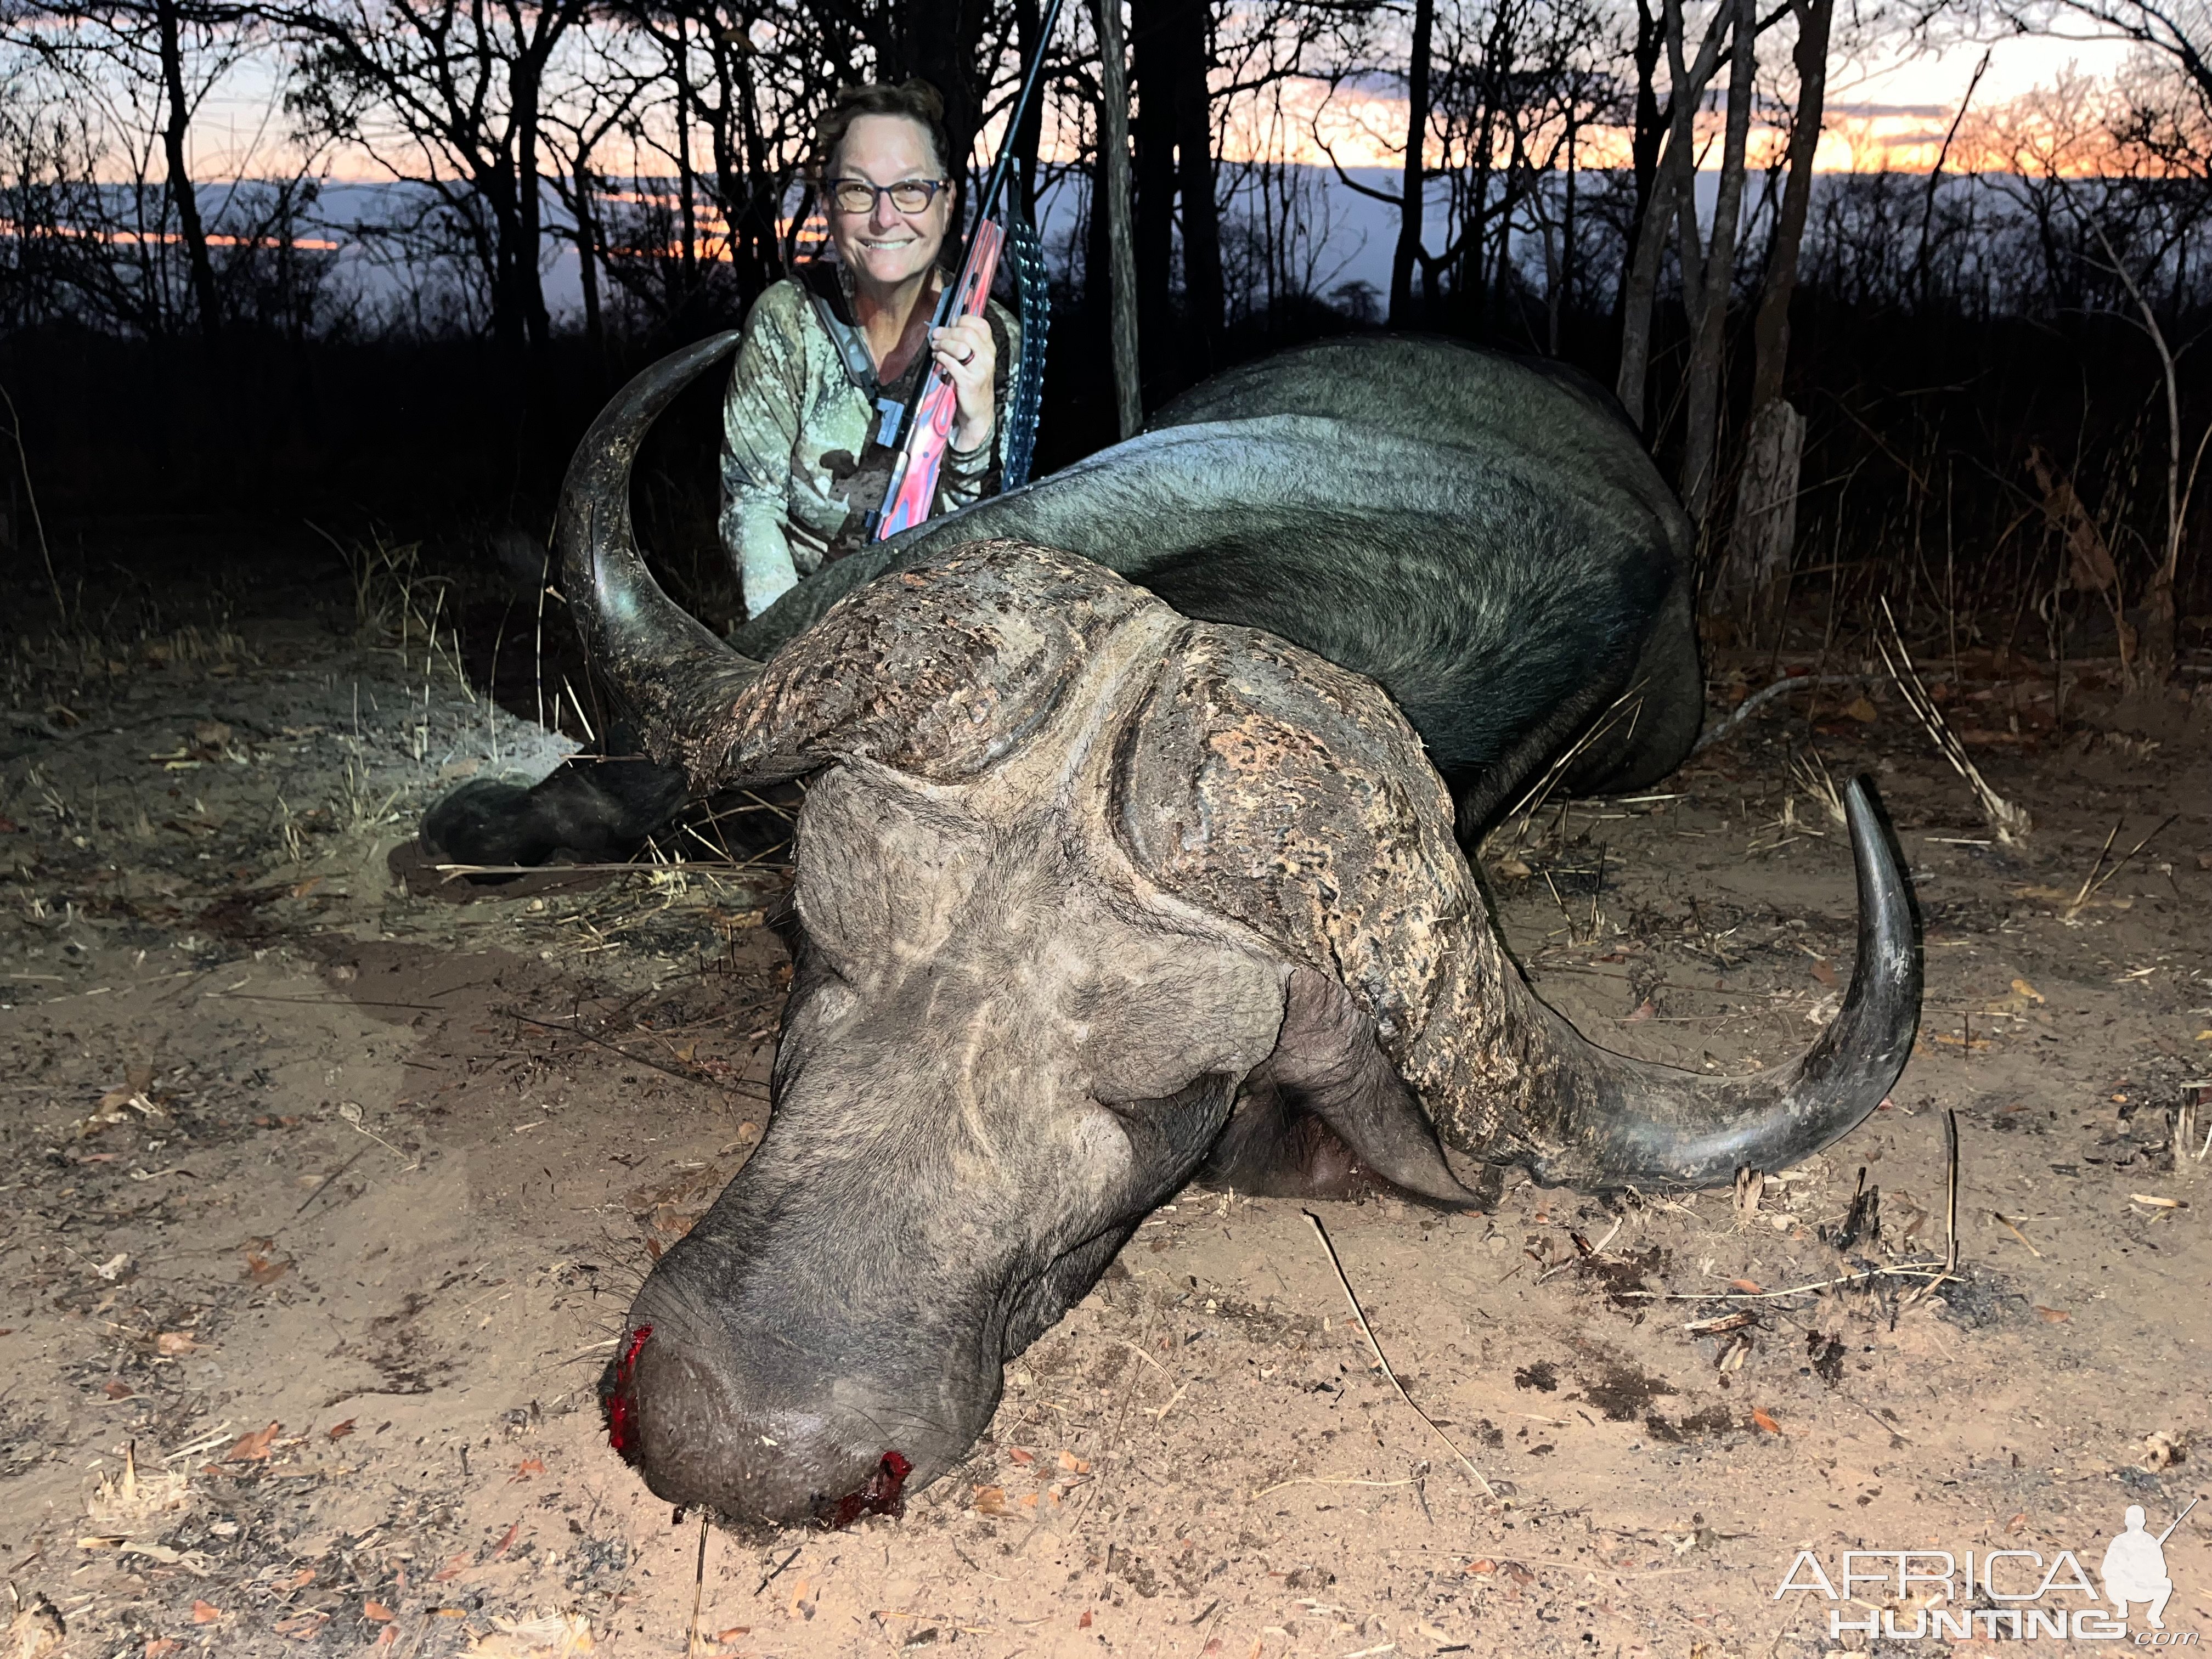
top-left (1774, 1494), bottom-right (2200, 1641)
top-left (2104, 1500), bottom-right (2194, 1630)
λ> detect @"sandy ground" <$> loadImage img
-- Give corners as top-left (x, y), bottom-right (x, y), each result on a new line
top-left (2, 545), bottom-right (2208, 1659)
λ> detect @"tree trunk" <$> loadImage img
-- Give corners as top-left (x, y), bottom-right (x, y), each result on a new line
top-left (1617, 0), bottom-right (1717, 428)
top-left (1129, 0), bottom-right (1175, 391)
top-left (725, 49), bottom-right (781, 295)
top-left (1678, 0), bottom-right (1756, 526)
top-left (1724, 398), bottom-right (1805, 624)
top-left (1013, 0), bottom-right (1046, 215)
top-left (573, 152), bottom-right (604, 372)
top-left (1093, 0), bottom-right (1143, 438)
top-left (155, 0), bottom-right (222, 336)
top-left (1170, 0), bottom-right (1221, 371)
top-left (1388, 0), bottom-right (1434, 328)
top-left (895, 0), bottom-right (989, 219)
top-left (512, 56), bottom-right (551, 353)
top-left (674, 24), bottom-right (698, 285)
top-left (1719, 0), bottom-right (1831, 616)
top-left (481, 165), bottom-right (526, 356)
top-left (1745, 0), bottom-right (1831, 417)
top-left (1612, 0), bottom-right (1665, 342)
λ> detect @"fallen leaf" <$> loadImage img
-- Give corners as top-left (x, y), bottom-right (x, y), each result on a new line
top-left (1729, 1278), bottom-right (1764, 1294)
top-left (713, 1629), bottom-right (753, 1643)
top-left (364, 1601), bottom-right (394, 1621)
top-left (285, 1567), bottom-right (316, 1589)
top-left (1008, 1447), bottom-right (1035, 1465)
top-left (190, 1600), bottom-right (222, 1623)
top-left (1057, 1449), bottom-right (1091, 1474)
top-left (326, 1418), bottom-right (356, 1440)
top-left (972, 1485), bottom-right (1007, 1516)
top-left (1464, 1559), bottom-right (1496, 1576)
top-left (145, 1640), bottom-right (181, 1657)
top-left (1809, 958), bottom-right (1838, 988)
top-left (1079, 1611), bottom-right (1093, 1630)
top-left (481, 1611), bottom-right (595, 1655)
top-left (2034, 1306), bottom-right (2070, 1323)
top-left (1624, 999), bottom-right (1656, 1023)
top-left (1751, 1408), bottom-right (1782, 1434)
top-left (289, 875), bottom-right (323, 900)
top-left (224, 1421), bottom-right (281, 1462)
top-left (432, 1554), bottom-right (470, 1583)
top-left (243, 1250), bottom-right (290, 1286)
top-left (511, 1458), bottom-right (546, 1481)
top-left (1842, 695), bottom-right (1879, 723)
top-left (104, 1380), bottom-right (134, 1399)
top-left (490, 1521), bottom-right (520, 1558)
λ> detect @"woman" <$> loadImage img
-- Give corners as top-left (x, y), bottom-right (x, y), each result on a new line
top-left (721, 80), bottom-right (1019, 620)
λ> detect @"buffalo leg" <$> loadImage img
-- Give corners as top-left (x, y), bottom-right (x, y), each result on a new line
top-left (419, 721), bottom-right (693, 873)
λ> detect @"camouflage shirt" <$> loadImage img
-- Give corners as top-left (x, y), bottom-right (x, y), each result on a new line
top-left (720, 262), bottom-right (1020, 618)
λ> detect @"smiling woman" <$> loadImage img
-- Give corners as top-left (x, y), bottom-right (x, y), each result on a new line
top-left (719, 80), bottom-right (1022, 621)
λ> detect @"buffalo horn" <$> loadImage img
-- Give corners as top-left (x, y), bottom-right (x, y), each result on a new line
top-left (556, 332), bottom-right (763, 772)
top-left (1497, 776), bottom-right (1917, 1187)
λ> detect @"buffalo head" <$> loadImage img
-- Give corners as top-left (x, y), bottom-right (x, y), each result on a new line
top-left (557, 338), bottom-right (1919, 1525)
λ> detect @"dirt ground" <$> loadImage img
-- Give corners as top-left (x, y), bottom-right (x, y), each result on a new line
top-left (2, 539), bottom-right (2208, 1659)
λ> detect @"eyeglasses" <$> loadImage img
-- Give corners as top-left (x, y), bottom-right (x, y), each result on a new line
top-left (828, 177), bottom-right (948, 216)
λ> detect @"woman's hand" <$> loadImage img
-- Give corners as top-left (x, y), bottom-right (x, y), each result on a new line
top-left (929, 314), bottom-right (996, 453)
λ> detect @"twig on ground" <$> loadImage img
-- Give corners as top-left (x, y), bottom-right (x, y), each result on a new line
top-left (435, 853), bottom-right (787, 879)
top-left (1990, 1211), bottom-right (2043, 1257)
top-left (1485, 680), bottom-right (1649, 856)
top-left (2066, 814), bottom-right (2176, 919)
top-left (753, 1545), bottom-right (802, 1597)
top-left (291, 1148), bottom-right (368, 1218)
top-left (687, 1510), bottom-right (710, 1658)
top-left (1252, 1475), bottom-right (1419, 1499)
top-left (1612, 1261), bottom-right (1950, 1302)
top-left (1875, 597), bottom-right (2030, 843)
top-left (1908, 1109), bottom-right (1964, 1305)
top-left (336, 1102), bottom-right (418, 1171)
top-left (1304, 1210), bottom-right (1499, 1503)
top-left (1692, 675), bottom-right (1856, 754)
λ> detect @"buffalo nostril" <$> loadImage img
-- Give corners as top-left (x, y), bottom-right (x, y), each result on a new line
top-left (817, 1451), bottom-right (914, 1530)
top-left (602, 1324), bottom-right (654, 1462)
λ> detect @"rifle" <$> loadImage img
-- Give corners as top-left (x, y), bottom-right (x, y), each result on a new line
top-left (2155, 1496), bottom-right (2199, 1546)
top-left (872, 0), bottom-right (1067, 540)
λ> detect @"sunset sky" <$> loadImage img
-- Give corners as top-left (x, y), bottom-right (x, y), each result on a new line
top-left (160, 21), bottom-right (2141, 188)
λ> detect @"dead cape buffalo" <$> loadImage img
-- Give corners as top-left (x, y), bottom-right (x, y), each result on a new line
top-left (482, 332), bottom-right (1918, 1527)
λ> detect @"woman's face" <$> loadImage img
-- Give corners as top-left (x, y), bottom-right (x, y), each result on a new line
top-left (828, 114), bottom-right (952, 296)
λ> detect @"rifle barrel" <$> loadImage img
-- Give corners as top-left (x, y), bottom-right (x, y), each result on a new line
top-left (2154, 1495), bottom-right (2199, 1545)
top-left (922, 0), bottom-right (1069, 341)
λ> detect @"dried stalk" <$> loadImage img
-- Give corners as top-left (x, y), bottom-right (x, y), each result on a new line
top-left (1304, 1211), bottom-right (1499, 1503)
top-left (1875, 597), bottom-right (2030, 843)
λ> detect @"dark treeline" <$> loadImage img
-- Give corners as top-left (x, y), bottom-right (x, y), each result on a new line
top-left (2, 0), bottom-right (2209, 686)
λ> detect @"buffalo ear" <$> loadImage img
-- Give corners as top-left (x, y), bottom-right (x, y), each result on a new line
top-left (1245, 969), bottom-right (1487, 1209)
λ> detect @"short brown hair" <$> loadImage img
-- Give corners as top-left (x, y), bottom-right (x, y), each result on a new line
top-left (815, 80), bottom-right (952, 182)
